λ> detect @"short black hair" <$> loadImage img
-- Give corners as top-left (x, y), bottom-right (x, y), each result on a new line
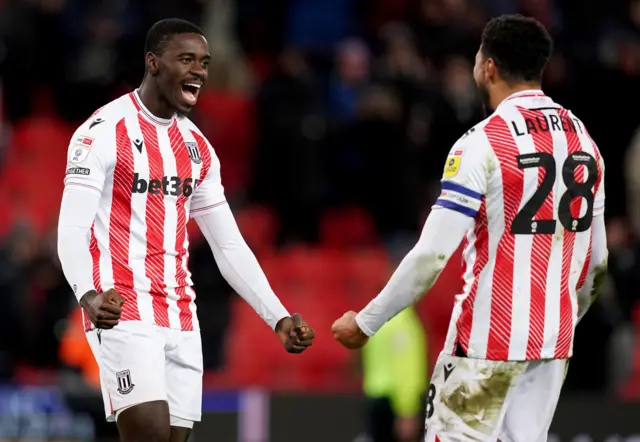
top-left (481, 14), bottom-right (552, 83)
top-left (144, 18), bottom-right (204, 55)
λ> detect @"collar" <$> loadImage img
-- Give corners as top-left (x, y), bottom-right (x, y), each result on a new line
top-left (129, 89), bottom-right (175, 126)
top-left (504, 89), bottom-right (546, 101)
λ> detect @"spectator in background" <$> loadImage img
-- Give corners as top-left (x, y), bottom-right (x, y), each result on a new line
top-left (57, 0), bottom-right (144, 120)
top-left (251, 48), bottom-right (327, 244)
top-left (0, 225), bottom-right (34, 379)
top-left (625, 125), bottom-right (640, 239)
top-left (329, 38), bottom-right (371, 122)
top-left (361, 307), bottom-right (427, 442)
top-left (284, 0), bottom-right (360, 53)
top-left (602, 218), bottom-right (640, 392)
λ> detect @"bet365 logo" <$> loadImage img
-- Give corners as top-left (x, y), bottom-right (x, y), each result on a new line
top-left (131, 173), bottom-right (200, 197)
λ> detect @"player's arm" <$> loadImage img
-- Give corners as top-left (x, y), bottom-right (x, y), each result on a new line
top-left (57, 126), bottom-right (124, 328)
top-left (190, 140), bottom-right (314, 352)
top-left (576, 157), bottom-right (608, 322)
top-left (347, 135), bottom-right (489, 340)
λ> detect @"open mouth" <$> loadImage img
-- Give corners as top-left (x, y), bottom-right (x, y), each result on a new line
top-left (181, 82), bottom-right (201, 106)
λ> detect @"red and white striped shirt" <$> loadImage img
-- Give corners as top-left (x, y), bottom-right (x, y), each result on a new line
top-left (63, 90), bottom-right (227, 332)
top-left (436, 90), bottom-right (605, 360)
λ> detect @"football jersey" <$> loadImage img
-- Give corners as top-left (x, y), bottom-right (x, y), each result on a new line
top-left (64, 90), bottom-right (227, 332)
top-left (435, 90), bottom-right (605, 360)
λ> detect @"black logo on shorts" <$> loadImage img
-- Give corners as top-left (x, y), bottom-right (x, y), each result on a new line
top-left (186, 142), bottom-right (202, 164)
top-left (116, 370), bottom-right (135, 395)
top-left (443, 363), bottom-right (455, 382)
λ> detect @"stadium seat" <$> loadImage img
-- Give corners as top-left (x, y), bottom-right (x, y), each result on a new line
top-left (194, 89), bottom-right (256, 195)
top-left (342, 248), bottom-right (392, 309)
top-left (234, 204), bottom-right (279, 258)
top-left (225, 296), bottom-right (296, 389)
top-left (274, 290), bottom-right (353, 391)
top-left (278, 245), bottom-right (344, 294)
top-left (320, 206), bottom-right (378, 249)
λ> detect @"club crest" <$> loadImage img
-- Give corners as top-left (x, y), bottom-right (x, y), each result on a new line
top-left (186, 142), bottom-right (202, 164)
top-left (116, 369), bottom-right (135, 395)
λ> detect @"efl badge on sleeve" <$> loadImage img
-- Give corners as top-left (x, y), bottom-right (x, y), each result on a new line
top-left (186, 142), bottom-right (202, 164)
top-left (443, 148), bottom-right (465, 178)
top-left (69, 136), bottom-right (94, 164)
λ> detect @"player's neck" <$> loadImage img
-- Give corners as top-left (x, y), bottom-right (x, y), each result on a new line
top-left (137, 81), bottom-right (175, 120)
top-left (491, 82), bottom-right (542, 110)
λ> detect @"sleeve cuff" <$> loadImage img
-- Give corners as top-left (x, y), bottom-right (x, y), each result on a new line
top-left (269, 310), bottom-right (291, 331)
top-left (355, 312), bottom-right (376, 337)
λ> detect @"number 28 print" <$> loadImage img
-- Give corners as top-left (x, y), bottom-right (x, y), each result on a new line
top-left (511, 151), bottom-right (597, 235)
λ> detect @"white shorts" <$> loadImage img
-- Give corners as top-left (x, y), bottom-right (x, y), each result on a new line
top-left (86, 321), bottom-right (203, 423)
top-left (424, 353), bottom-right (569, 442)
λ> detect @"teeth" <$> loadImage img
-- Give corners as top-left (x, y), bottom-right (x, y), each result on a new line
top-left (184, 83), bottom-right (201, 89)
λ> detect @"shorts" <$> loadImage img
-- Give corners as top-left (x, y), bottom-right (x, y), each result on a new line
top-left (86, 321), bottom-right (203, 423)
top-left (424, 353), bottom-right (569, 442)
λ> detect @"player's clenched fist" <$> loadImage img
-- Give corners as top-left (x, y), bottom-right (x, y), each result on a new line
top-left (275, 313), bottom-right (315, 354)
top-left (79, 289), bottom-right (125, 329)
top-left (331, 311), bottom-right (369, 349)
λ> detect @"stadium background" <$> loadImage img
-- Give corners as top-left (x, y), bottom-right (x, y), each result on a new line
top-left (1, 0), bottom-right (640, 440)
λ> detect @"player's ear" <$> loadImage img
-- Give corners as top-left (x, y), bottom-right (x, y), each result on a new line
top-left (146, 52), bottom-right (160, 76)
top-left (484, 57), bottom-right (497, 82)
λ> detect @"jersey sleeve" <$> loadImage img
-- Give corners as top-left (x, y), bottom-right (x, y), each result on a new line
top-left (63, 124), bottom-right (115, 195)
top-left (190, 140), bottom-right (227, 217)
top-left (433, 131), bottom-right (489, 218)
top-left (593, 153), bottom-right (605, 217)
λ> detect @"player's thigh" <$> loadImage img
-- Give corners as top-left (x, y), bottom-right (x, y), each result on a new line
top-left (425, 353), bottom-right (527, 442)
top-left (87, 321), bottom-right (168, 420)
top-left (165, 329), bottom-right (203, 423)
top-left (117, 400), bottom-right (171, 442)
top-left (499, 359), bottom-right (569, 442)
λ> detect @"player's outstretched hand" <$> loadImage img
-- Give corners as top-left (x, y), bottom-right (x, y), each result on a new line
top-left (79, 288), bottom-right (125, 329)
top-left (331, 311), bottom-right (369, 349)
top-left (275, 313), bottom-right (315, 354)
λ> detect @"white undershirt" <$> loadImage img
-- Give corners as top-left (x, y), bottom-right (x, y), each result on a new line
top-left (355, 207), bottom-right (473, 336)
top-left (355, 208), bottom-right (608, 337)
top-left (57, 186), bottom-right (289, 330)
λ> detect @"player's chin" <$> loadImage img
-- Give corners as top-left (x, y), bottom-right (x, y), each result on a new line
top-left (174, 90), bottom-right (198, 113)
top-left (175, 99), bottom-right (196, 115)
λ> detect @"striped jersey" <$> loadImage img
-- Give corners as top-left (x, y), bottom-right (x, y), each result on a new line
top-left (64, 90), bottom-right (227, 332)
top-left (435, 90), bottom-right (605, 360)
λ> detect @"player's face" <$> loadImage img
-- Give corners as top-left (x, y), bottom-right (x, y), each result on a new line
top-left (473, 46), bottom-right (492, 115)
top-left (156, 33), bottom-right (210, 114)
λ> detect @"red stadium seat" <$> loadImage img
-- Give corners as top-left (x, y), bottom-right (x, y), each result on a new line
top-left (275, 290), bottom-right (353, 391)
top-left (342, 248), bottom-right (392, 309)
top-left (225, 297), bottom-right (283, 388)
top-left (194, 89), bottom-right (256, 195)
top-left (234, 204), bottom-right (279, 259)
top-left (320, 206), bottom-right (378, 249)
top-left (279, 245), bottom-right (344, 294)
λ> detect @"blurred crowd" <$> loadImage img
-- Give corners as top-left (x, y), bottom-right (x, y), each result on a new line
top-left (0, 0), bottom-right (640, 399)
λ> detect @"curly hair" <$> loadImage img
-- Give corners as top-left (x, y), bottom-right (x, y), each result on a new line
top-left (481, 14), bottom-right (553, 83)
top-left (145, 18), bottom-right (204, 56)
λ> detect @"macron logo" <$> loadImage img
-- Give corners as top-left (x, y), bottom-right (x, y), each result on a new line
top-left (89, 118), bottom-right (105, 129)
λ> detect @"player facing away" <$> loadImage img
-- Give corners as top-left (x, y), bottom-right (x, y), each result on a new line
top-left (332, 14), bottom-right (607, 442)
top-left (57, 19), bottom-right (315, 442)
